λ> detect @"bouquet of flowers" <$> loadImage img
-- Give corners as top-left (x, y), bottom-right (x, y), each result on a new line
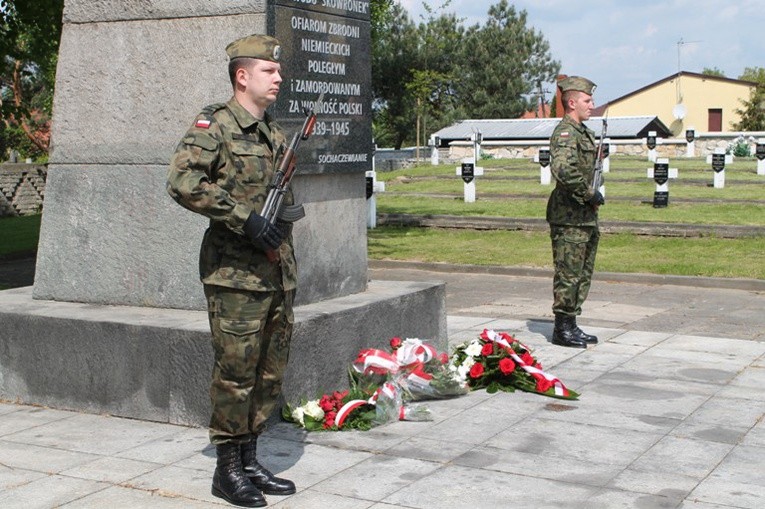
top-left (282, 386), bottom-right (377, 431)
top-left (450, 329), bottom-right (579, 400)
top-left (351, 337), bottom-right (469, 401)
top-left (282, 378), bottom-right (433, 431)
top-left (282, 336), bottom-right (464, 431)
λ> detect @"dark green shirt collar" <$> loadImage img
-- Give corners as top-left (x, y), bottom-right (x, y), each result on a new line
top-left (226, 97), bottom-right (273, 140)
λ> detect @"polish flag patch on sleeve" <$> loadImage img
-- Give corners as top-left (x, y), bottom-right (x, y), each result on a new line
top-left (195, 119), bottom-right (211, 129)
top-left (560, 131), bottom-right (569, 138)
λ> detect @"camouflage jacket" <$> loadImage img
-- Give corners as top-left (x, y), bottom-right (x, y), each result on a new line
top-left (546, 114), bottom-right (599, 226)
top-left (167, 97), bottom-right (297, 292)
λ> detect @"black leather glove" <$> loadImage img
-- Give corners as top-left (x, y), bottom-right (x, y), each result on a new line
top-left (588, 191), bottom-right (605, 207)
top-left (243, 212), bottom-right (283, 250)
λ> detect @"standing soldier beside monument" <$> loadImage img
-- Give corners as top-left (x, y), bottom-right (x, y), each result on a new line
top-left (546, 76), bottom-right (604, 349)
top-left (167, 34), bottom-right (298, 507)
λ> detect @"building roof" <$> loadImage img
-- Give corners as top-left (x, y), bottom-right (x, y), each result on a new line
top-left (432, 115), bottom-right (672, 146)
top-left (595, 71), bottom-right (758, 114)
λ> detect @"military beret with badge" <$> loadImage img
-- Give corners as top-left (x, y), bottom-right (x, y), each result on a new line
top-left (225, 34), bottom-right (282, 62)
top-left (557, 76), bottom-right (596, 95)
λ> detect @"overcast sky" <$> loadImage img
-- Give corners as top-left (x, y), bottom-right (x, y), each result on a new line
top-left (397, 0), bottom-right (763, 106)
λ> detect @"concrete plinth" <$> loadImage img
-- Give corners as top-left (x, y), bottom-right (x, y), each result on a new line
top-left (0, 279), bottom-right (446, 426)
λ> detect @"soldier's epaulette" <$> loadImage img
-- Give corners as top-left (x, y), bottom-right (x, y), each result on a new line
top-left (193, 103), bottom-right (226, 129)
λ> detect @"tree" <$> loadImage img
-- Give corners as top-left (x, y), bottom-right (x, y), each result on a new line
top-left (734, 67), bottom-right (765, 131)
top-left (371, 2), bottom-right (419, 148)
top-left (0, 0), bottom-right (64, 161)
top-left (458, 1), bottom-right (559, 118)
top-left (701, 67), bottom-right (725, 77)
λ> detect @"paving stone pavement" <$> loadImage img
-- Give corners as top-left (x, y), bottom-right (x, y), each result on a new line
top-left (1, 264), bottom-right (764, 508)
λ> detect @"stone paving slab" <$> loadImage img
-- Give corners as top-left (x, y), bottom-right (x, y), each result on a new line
top-left (1, 320), bottom-right (763, 509)
top-left (2, 262), bottom-right (765, 508)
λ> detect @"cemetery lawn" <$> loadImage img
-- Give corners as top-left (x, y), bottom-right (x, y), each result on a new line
top-left (369, 156), bottom-right (765, 279)
top-left (0, 214), bottom-right (41, 257)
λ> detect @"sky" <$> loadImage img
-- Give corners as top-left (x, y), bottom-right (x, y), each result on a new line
top-left (397, 0), bottom-right (764, 106)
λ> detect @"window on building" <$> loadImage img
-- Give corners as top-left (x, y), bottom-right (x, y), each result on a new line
top-left (708, 109), bottom-right (722, 132)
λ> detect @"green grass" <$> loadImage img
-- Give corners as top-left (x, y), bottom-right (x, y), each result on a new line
top-left (368, 226), bottom-right (765, 279)
top-left (370, 155), bottom-right (765, 280)
top-left (0, 214), bottom-right (41, 256)
top-left (376, 195), bottom-right (765, 225)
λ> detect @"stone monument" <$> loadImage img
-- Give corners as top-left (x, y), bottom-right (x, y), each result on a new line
top-left (0, 0), bottom-right (446, 426)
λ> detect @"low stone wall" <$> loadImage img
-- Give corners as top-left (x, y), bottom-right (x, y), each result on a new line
top-left (0, 163), bottom-right (47, 217)
top-left (446, 131), bottom-right (765, 163)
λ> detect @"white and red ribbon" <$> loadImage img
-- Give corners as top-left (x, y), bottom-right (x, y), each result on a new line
top-left (334, 382), bottom-right (400, 428)
top-left (353, 348), bottom-right (399, 375)
top-left (481, 329), bottom-right (571, 398)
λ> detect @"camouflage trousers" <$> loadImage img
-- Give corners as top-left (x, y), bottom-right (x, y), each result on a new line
top-left (550, 225), bottom-right (600, 316)
top-left (204, 284), bottom-right (295, 445)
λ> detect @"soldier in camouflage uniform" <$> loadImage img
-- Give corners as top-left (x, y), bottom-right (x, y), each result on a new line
top-left (546, 76), bottom-right (604, 349)
top-left (167, 34), bottom-right (297, 508)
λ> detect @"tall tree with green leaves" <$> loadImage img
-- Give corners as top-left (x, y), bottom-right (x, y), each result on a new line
top-left (371, 2), bottom-right (419, 148)
top-left (0, 0), bottom-right (63, 160)
top-left (458, 1), bottom-right (559, 118)
top-left (734, 66), bottom-right (765, 131)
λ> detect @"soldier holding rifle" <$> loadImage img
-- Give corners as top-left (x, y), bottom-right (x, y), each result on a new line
top-left (167, 34), bottom-right (306, 507)
top-left (546, 76), bottom-right (604, 349)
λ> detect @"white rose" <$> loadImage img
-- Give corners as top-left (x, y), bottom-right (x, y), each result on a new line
top-left (464, 340), bottom-right (483, 358)
top-left (457, 357), bottom-right (475, 380)
top-left (291, 407), bottom-right (305, 426)
top-left (303, 400), bottom-right (325, 421)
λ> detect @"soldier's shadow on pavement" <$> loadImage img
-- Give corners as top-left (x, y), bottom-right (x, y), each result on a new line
top-left (199, 417), bottom-right (308, 476)
top-left (526, 318), bottom-right (554, 343)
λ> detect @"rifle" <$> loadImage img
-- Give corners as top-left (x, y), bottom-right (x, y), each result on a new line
top-left (262, 92), bottom-right (324, 262)
top-left (591, 113), bottom-right (608, 202)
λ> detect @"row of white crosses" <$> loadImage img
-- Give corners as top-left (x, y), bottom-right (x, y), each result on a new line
top-left (535, 139), bottom-right (611, 197)
top-left (441, 129), bottom-right (765, 211)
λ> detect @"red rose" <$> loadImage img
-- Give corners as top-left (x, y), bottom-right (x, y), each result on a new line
top-left (319, 395), bottom-right (334, 412)
top-left (324, 411), bottom-right (338, 429)
top-left (390, 337), bottom-right (403, 350)
top-left (521, 352), bottom-right (535, 366)
top-left (481, 343), bottom-right (494, 356)
top-left (439, 352), bottom-right (449, 364)
top-left (498, 357), bottom-right (516, 375)
top-left (536, 377), bottom-right (553, 393)
top-left (469, 362), bottom-right (485, 379)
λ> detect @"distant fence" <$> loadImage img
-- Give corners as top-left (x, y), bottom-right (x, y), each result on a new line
top-left (447, 132), bottom-right (765, 161)
top-left (0, 163), bottom-right (47, 217)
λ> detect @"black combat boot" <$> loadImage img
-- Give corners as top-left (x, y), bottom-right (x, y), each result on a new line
top-left (552, 314), bottom-right (587, 348)
top-left (242, 439), bottom-right (296, 495)
top-left (212, 443), bottom-right (267, 507)
top-left (572, 317), bottom-right (598, 344)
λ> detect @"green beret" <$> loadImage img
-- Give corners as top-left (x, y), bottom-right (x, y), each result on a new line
top-left (558, 76), bottom-right (596, 95)
top-left (226, 34), bottom-right (281, 62)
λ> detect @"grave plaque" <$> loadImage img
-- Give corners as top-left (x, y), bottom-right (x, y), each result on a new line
top-left (646, 134), bottom-right (656, 150)
top-left (601, 142), bottom-right (609, 159)
top-left (538, 148), bottom-right (551, 167)
top-left (653, 161), bottom-right (669, 185)
top-left (653, 191), bottom-right (669, 208)
top-left (756, 143), bottom-right (765, 161)
top-left (685, 129), bottom-right (695, 143)
top-left (270, 0), bottom-right (373, 174)
top-left (365, 174), bottom-right (373, 199)
top-left (461, 162), bottom-right (475, 184)
top-left (711, 153), bottom-right (726, 172)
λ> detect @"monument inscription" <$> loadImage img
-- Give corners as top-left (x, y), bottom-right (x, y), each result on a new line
top-left (270, 0), bottom-right (372, 174)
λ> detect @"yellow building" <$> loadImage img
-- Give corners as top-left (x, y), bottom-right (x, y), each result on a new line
top-left (600, 71), bottom-right (757, 135)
